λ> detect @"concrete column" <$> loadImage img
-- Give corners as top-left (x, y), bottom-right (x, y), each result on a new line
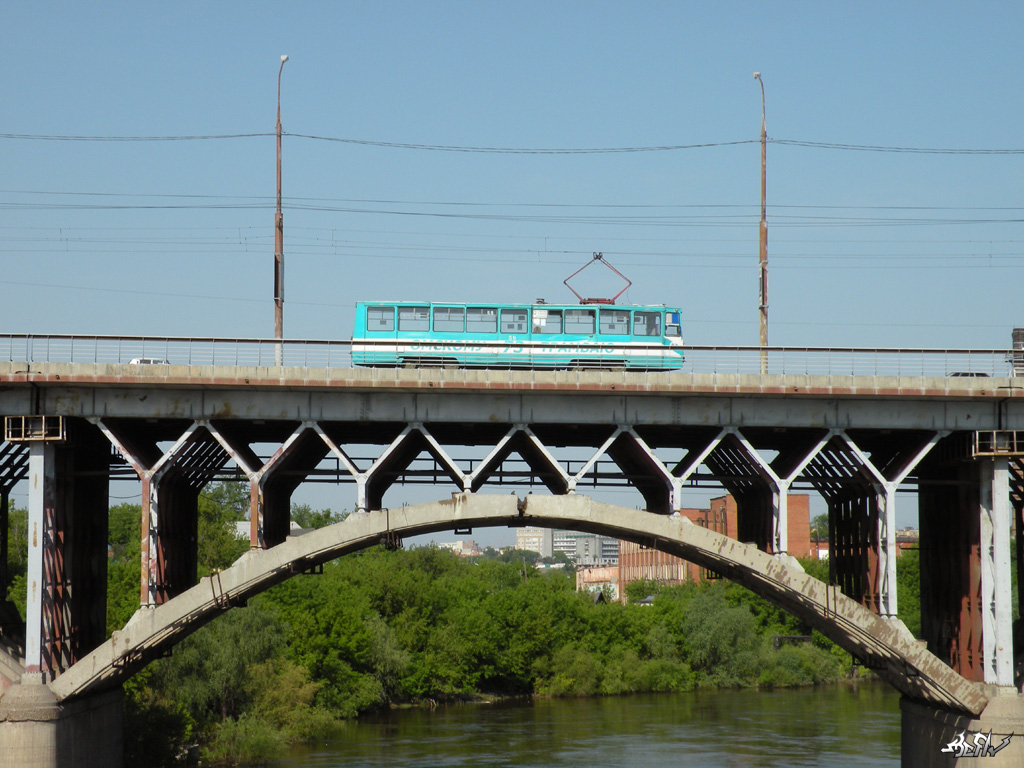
top-left (902, 695), bottom-right (1024, 767)
top-left (0, 683), bottom-right (123, 768)
top-left (980, 458), bottom-right (1014, 688)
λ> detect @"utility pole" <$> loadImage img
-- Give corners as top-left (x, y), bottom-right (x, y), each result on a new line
top-left (274, 54), bottom-right (289, 365)
top-left (754, 72), bottom-right (768, 375)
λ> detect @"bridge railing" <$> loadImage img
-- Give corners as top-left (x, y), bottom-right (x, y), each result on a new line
top-left (0, 334), bottom-right (1017, 377)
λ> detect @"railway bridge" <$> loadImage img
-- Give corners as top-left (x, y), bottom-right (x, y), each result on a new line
top-left (0, 334), bottom-right (1022, 767)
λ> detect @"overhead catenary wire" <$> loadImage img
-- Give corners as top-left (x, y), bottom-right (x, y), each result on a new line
top-left (1, 131), bottom-right (1023, 155)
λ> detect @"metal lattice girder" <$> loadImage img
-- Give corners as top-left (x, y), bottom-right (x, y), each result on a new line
top-left (918, 459), bottom-right (985, 682)
top-left (204, 420), bottom-right (331, 549)
top-left (22, 421), bottom-right (110, 682)
top-left (466, 425), bottom-right (569, 499)
top-left (94, 419), bottom-right (232, 605)
top-left (362, 424), bottom-right (469, 511)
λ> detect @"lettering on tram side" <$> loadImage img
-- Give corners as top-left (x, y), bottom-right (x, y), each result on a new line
top-left (409, 344), bottom-right (484, 353)
top-left (940, 731), bottom-right (1013, 758)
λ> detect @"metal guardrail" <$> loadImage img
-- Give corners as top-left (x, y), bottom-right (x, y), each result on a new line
top-left (0, 333), bottom-right (1019, 378)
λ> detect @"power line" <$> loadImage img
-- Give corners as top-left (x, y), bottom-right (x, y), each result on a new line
top-left (2, 131), bottom-right (1023, 155)
top-left (773, 139), bottom-right (1024, 155)
top-left (0, 132), bottom-right (270, 142)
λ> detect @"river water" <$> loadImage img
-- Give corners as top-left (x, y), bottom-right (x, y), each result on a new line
top-left (275, 683), bottom-right (902, 767)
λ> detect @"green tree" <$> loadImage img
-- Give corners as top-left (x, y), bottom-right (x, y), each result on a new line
top-left (498, 547), bottom-right (541, 565)
top-left (5, 506), bottom-right (28, 614)
top-left (896, 549), bottom-right (921, 638)
top-left (108, 503), bottom-right (141, 560)
top-left (5, 506), bottom-right (28, 582)
top-left (150, 604), bottom-right (286, 726)
top-left (810, 513), bottom-right (829, 543)
top-left (291, 503), bottom-right (346, 530)
top-left (196, 482), bottom-right (249, 574)
top-left (680, 583), bottom-right (761, 685)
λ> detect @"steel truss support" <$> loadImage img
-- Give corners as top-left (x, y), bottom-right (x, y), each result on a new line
top-left (80, 415), bottom-right (953, 630)
top-left (918, 446), bottom-right (1017, 684)
top-left (95, 419), bottom-right (228, 606)
top-left (917, 448), bottom-right (1016, 684)
top-left (23, 423), bottom-right (108, 681)
top-left (801, 431), bottom-right (942, 617)
top-left (205, 420), bottom-right (329, 549)
top-left (725, 428), bottom-right (831, 556)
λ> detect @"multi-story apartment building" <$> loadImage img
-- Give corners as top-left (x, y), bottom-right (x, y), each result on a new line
top-left (515, 526), bottom-right (553, 558)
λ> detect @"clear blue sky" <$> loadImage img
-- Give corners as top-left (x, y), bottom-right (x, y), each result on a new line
top-left (4, 2), bottom-right (1021, 539)
top-left (4, 2), bottom-right (1022, 350)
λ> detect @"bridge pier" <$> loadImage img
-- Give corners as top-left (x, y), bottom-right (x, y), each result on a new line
top-left (901, 693), bottom-right (1024, 766)
top-left (0, 681), bottom-right (122, 768)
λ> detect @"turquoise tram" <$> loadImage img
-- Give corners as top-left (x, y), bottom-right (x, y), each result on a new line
top-left (351, 301), bottom-right (684, 370)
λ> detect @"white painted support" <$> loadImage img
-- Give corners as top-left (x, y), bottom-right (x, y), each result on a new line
top-left (465, 426), bottom-right (519, 492)
top-left (623, 427), bottom-right (677, 511)
top-left (837, 431), bottom-right (944, 618)
top-left (313, 423), bottom-right (366, 512)
top-left (519, 425), bottom-right (571, 489)
top-left (361, 425), bottom-right (416, 509)
top-left (980, 457), bottom-right (1014, 687)
top-left (661, 428), bottom-right (731, 517)
top-left (674, 429), bottom-right (728, 486)
top-left (467, 424), bottom-right (570, 495)
top-left (726, 428), bottom-right (832, 556)
top-left (413, 423), bottom-right (469, 491)
top-left (728, 428), bottom-right (788, 554)
top-left (836, 432), bottom-right (899, 617)
top-left (23, 441), bottom-right (54, 678)
top-left (357, 424), bottom-right (472, 511)
top-left (569, 427), bottom-right (625, 492)
top-left (93, 418), bottom-right (206, 606)
top-left (206, 419), bottom-right (315, 547)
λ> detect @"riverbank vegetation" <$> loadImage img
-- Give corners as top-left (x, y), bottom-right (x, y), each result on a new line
top-left (4, 485), bottom-right (933, 766)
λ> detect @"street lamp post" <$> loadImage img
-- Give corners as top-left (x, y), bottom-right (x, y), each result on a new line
top-left (274, 54), bottom-right (289, 365)
top-left (753, 72), bottom-right (768, 375)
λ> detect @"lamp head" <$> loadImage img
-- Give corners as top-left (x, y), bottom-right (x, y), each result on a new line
top-left (753, 71), bottom-right (761, 80)
top-left (281, 55), bottom-right (289, 64)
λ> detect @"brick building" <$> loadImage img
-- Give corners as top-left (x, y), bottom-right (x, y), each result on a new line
top-left (617, 494), bottom-right (811, 601)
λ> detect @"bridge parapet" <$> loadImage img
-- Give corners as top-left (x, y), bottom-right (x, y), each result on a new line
top-left (0, 332), bottom-right (1018, 378)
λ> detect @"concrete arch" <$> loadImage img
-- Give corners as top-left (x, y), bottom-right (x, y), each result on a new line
top-left (49, 494), bottom-right (987, 716)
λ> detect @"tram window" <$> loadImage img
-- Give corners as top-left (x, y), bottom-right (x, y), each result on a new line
top-left (367, 306), bottom-right (395, 332)
top-left (433, 306), bottom-right (465, 333)
top-left (501, 308), bottom-right (529, 334)
top-left (533, 309), bottom-right (563, 334)
top-left (633, 311), bottom-right (662, 337)
top-left (565, 309), bottom-right (596, 334)
top-left (599, 309), bottom-right (629, 335)
top-left (665, 311), bottom-right (681, 337)
top-left (398, 305), bottom-right (429, 332)
top-left (467, 307), bottom-right (498, 333)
